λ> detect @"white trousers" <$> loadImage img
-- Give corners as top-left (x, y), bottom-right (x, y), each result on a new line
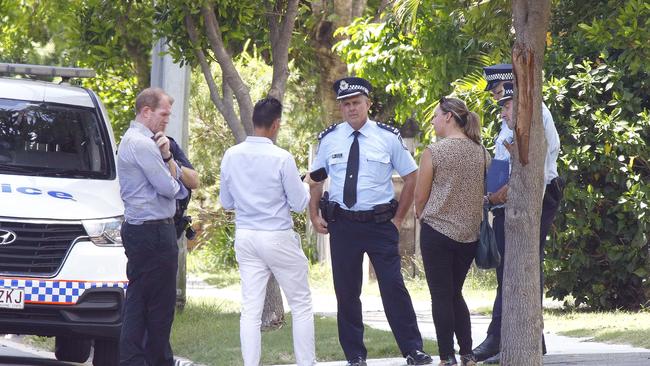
top-left (235, 228), bottom-right (316, 366)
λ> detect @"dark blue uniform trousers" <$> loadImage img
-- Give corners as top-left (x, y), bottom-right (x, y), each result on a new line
top-left (120, 221), bottom-right (178, 366)
top-left (328, 216), bottom-right (423, 360)
top-left (487, 180), bottom-right (562, 338)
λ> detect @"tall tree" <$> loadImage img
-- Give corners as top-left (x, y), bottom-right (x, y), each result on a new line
top-left (158, 1), bottom-right (298, 144)
top-left (501, 0), bottom-right (551, 365)
top-left (157, 0), bottom-right (299, 329)
top-left (310, 0), bottom-right (368, 126)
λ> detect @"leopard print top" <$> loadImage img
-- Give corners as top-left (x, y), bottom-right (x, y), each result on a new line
top-left (421, 137), bottom-right (489, 243)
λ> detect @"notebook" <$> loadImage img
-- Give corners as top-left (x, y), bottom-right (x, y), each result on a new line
top-left (486, 159), bottom-right (510, 193)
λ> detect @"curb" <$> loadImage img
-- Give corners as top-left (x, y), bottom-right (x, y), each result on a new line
top-left (175, 356), bottom-right (206, 366)
top-left (2, 334), bottom-right (205, 366)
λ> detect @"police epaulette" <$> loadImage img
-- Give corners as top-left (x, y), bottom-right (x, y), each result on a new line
top-left (317, 123), bottom-right (340, 140)
top-left (377, 122), bottom-right (400, 135)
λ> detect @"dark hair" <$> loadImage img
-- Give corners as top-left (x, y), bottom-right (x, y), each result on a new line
top-left (252, 97), bottom-right (283, 129)
top-left (438, 96), bottom-right (481, 144)
top-left (135, 87), bottom-right (174, 114)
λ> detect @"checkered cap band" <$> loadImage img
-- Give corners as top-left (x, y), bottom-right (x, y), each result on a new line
top-left (485, 72), bottom-right (514, 82)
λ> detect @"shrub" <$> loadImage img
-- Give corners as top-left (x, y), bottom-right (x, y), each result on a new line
top-left (543, 59), bottom-right (650, 310)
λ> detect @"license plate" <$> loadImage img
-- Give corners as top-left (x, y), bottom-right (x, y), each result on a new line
top-left (0, 288), bottom-right (24, 309)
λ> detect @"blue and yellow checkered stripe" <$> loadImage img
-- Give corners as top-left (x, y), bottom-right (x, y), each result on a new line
top-left (0, 278), bottom-right (128, 305)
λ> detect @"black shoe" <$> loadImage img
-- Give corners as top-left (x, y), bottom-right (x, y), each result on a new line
top-left (542, 334), bottom-right (547, 355)
top-left (483, 352), bottom-right (500, 364)
top-left (438, 354), bottom-right (458, 366)
top-left (472, 334), bottom-right (500, 361)
top-left (406, 349), bottom-right (433, 365)
top-left (346, 356), bottom-right (367, 366)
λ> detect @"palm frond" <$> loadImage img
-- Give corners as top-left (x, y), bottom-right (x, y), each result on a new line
top-left (392, 0), bottom-right (422, 32)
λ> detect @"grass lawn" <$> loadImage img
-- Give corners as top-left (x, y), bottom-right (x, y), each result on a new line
top-left (195, 262), bottom-right (497, 310)
top-left (171, 296), bottom-right (411, 365)
top-left (544, 309), bottom-right (650, 349)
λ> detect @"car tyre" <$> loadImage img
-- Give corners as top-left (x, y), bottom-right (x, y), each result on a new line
top-left (54, 336), bottom-right (91, 362)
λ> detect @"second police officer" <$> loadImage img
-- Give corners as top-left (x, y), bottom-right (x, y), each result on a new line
top-left (308, 77), bottom-right (432, 366)
top-left (473, 64), bottom-right (563, 364)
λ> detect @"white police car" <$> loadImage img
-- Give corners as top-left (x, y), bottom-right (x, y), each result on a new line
top-left (0, 63), bottom-right (126, 365)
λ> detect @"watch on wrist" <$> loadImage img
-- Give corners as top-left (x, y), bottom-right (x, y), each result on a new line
top-left (163, 153), bottom-right (173, 162)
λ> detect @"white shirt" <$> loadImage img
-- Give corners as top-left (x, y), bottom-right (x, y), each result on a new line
top-left (219, 136), bottom-right (309, 230)
top-left (542, 103), bottom-right (560, 185)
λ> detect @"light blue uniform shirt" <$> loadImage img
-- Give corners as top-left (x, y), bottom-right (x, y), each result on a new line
top-left (312, 120), bottom-right (417, 211)
top-left (118, 121), bottom-right (188, 224)
top-left (491, 120), bottom-right (513, 209)
top-left (219, 136), bottom-right (309, 231)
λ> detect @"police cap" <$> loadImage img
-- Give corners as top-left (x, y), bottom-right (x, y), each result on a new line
top-left (483, 63), bottom-right (513, 91)
top-left (333, 77), bottom-right (372, 100)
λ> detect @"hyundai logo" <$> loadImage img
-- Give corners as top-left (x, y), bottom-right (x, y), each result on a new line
top-left (0, 230), bottom-right (17, 245)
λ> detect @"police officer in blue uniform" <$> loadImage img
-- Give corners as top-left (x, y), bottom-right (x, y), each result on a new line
top-left (167, 136), bottom-right (199, 240)
top-left (472, 64), bottom-right (515, 363)
top-left (473, 65), bottom-right (562, 364)
top-left (308, 77), bottom-right (432, 366)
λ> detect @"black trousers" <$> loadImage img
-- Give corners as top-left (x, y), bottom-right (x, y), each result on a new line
top-left (120, 221), bottom-right (178, 366)
top-left (486, 178), bottom-right (563, 338)
top-left (420, 223), bottom-right (477, 359)
top-left (328, 216), bottom-right (423, 360)
top-left (487, 210), bottom-right (505, 337)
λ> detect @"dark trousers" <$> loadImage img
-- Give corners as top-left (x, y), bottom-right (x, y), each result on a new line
top-left (328, 216), bottom-right (423, 360)
top-left (486, 178), bottom-right (563, 339)
top-left (420, 223), bottom-right (477, 358)
top-left (487, 210), bottom-right (505, 337)
top-left (120, 221), bottom-right (178, 366)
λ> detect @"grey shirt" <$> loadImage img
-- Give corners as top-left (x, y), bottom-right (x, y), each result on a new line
top-left (118, 121), bottom-right (187, 224)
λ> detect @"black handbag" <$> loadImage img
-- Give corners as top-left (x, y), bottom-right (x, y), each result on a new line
top-left (475, 148), bottom-right (501, 269)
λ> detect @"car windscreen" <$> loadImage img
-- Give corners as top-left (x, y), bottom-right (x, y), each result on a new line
top-left (0, 98), bottom-right (113, 179)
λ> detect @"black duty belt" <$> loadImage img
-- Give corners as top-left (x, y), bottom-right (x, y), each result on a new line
top-left (142, 218), bottom-right (174, 225)
top-left (336, 207), bottom-right (375, 222)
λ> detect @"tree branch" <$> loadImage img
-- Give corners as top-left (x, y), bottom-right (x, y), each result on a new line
top-left (201, 3), bottom-right (254, 135)
top-left (267, 0), bottom-right (299, 101)
top-left (266, 0), bottom-right (280, 47)
top-left (184, 12), bottom-right (247, 143)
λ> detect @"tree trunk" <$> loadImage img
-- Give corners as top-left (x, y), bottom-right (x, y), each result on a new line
top-left (261, 274), bottom-right (284, 330)
top-left (501, 1), bottom-right (551, 365)
top-left (311, 0), bottom-right (368, 128)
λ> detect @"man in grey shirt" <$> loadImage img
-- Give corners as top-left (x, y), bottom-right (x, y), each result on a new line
top-left (118, 87), bottom-right (187, 366)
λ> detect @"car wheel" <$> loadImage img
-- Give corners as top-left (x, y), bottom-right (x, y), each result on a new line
top-left (93, 339), bottom-right (119, 366)
top-left (54, 336), bottom-right (91, 362)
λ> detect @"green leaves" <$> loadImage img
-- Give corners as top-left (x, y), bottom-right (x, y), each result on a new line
top-left (335, 0), bottom-right (511, 130)
top-left (545, 55), bottom-right (650, 310)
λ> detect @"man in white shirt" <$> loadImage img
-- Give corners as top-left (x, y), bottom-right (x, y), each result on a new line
top-left (219, 97), bottom-right (315, 366)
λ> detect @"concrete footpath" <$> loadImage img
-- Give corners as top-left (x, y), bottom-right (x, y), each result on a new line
top-left (188, 279), bottom-right (650, 366)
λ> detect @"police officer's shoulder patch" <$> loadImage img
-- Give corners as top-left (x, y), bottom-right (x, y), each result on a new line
top-left (317, 123), bottom-right (340, 140)
top-left (377, 122), bottom-right (400, 135)
top-left (377, 122), bottom-right (408, 150)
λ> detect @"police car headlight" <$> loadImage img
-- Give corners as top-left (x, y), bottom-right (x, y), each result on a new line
top-left (82, 217), bottom-right (123, 246)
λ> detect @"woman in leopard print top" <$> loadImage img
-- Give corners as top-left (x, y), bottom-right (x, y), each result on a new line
top-left (414, 97), bottom-right (489, 366)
